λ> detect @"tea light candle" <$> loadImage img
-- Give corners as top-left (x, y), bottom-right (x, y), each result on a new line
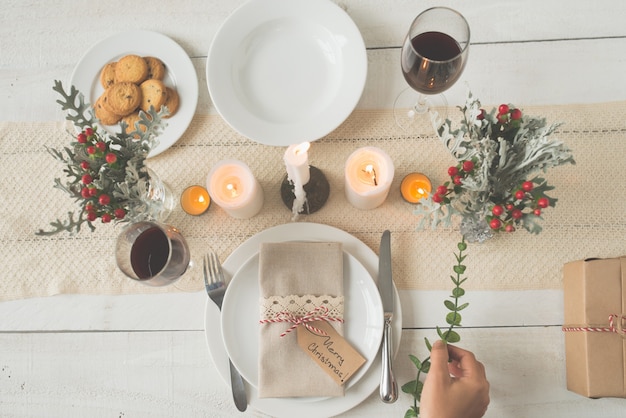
top-left (400, 173), bottom-right (432, 203)
top-left (344, 146), bottom-right (395, 210)
top-left (284, 142), bottom-right (311, 216)
top-left (180, 185), bottom-right (211, 215)
top-left (206, 159), bottom-right (264, 219)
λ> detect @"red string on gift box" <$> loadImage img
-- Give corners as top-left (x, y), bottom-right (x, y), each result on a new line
top-left (259, 306), bottom-right (344, 337)
top-left (562, 314), bottom-right (625, 336)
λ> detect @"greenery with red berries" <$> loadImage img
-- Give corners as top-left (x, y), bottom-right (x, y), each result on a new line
top-left (37, 81), bottom-right (168, 236)
top-left (416, 92), bottom-right (575, 239)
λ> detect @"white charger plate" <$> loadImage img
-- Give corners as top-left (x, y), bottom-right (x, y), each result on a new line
top-left (221, 251), bottom-right (383, 395)
top-left (70, 30), bottom-right (199, 158)
top-left (206, 0), bottom-right (367, 146)
top-left (204, 223), bottom-right (402, 417)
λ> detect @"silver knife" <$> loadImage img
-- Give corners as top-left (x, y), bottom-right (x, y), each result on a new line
top-left (379, 230), bottom-right (398, 403)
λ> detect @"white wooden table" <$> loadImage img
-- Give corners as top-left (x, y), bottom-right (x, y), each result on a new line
top-left (2, 1), bottom-right (626, 416)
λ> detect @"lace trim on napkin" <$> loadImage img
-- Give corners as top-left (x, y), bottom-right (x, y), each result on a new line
top-left (260, 294), bottom-right (344, 320)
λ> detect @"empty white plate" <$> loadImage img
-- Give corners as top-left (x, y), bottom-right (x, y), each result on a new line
top-left (206, 0), bottom-right (367, 146)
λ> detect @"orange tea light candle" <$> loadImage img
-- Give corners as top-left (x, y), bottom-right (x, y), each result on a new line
top-left (401, 173), bottom-right (432, 203)
top-left (180, 185), bottom-right (211, 215)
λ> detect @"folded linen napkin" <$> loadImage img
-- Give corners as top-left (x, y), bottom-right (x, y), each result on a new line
top-left (258, 241), bottom-right (344, 398)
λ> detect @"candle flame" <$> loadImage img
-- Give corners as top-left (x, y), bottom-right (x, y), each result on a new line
top-left (294, 142), bottom-right (310, 156)
top-left (226, 183), bottom-right (239, 198)
top-left (364, 164), bottom-right (378, 186)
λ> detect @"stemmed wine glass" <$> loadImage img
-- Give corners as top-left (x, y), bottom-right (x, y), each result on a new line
top-left (115, 221), bottom-right (192, 287)
top-left (393, 7), bottom-right (470, 130)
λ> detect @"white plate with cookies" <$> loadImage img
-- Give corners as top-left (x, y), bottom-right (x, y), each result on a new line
top-left (71, 30), bottom-right (198, 158)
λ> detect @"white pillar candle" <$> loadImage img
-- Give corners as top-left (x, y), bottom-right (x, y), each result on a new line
top-left (284, 142), bottom-right (311, 186)
top-left (206, 159), bottom-right (264, 219)
top-left (283, 142), bottom-right (311, 216)
top-left (344, 146), bottom-right (395, 210)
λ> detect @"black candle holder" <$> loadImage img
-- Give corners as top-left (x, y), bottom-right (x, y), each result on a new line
top-left (280, 165), bottom-right (330, 215)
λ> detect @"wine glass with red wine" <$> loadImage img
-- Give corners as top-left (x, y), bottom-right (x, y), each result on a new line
top-left (394, 7), bottom-right (470, 130)
top-left (115, 221), bottom-right (191, 287)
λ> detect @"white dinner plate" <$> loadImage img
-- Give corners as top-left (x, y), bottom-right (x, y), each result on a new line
top-left (70, 30), bottom-right (199, 158)
top-left (206, 0), bottom-right (367, 146)
top-left (204, 223), bottom-right (402, 417)
top-left (221, 251), bottom-right (383, 395)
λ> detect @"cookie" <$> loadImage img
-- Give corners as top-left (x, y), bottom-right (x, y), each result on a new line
top-left (122, 112), bottom-right (148, 138)
top-left (144, 56), bottom-right (165, 80)
top-left (94, 94), bottom-right (122, 125)
top-left (115, 54), bottom-right (148, 84)
top-left (162, 87), bottom-right (179, 118)
top-left (139, 79), bottom-right (167, 112)
top-left (105, 82), bottom-right (142, 116)
top-left (99, 62), bottom-right (117, 89)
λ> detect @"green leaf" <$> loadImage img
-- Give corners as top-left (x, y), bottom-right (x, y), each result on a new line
top-left (452, 287), bottom-right (465, 297)
top-left (444, 300), bottom-right (456, 311)
top-left (443, 330), bottom-right (461, 343)
top-left (436, 326), bottom-right (445, 340)
top-left (453, 265), bottom-right (466, 274)
top-left (404, 407), bottom-right (418, 418)
top-left (401, 379), bottom-right (423, 397)
top-left (446, 312), bottom-right (462, 326)
top-left (457, 302), bottom-right (469, 311)
top-left (420, 359), bottom-right (431, 373)
top-left (424, 337), bottom-right (432, 351)
top-left (401, 379), bottom-right (419, 394)
top-left (408, 354), bottom-right (422, 370)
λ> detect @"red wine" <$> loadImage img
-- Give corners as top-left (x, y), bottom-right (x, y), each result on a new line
top-left (130, 226), bottom-right (169, 279)
top-left (401, 31), bottom-right (465, 94)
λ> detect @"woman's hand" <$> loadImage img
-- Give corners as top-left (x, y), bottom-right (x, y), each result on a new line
top-left (420, 340), bottom-right (490, 418)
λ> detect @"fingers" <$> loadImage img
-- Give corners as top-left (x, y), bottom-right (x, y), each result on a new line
top-left (446, 344), bottom-right (487, 379)
top-left (428, 340), bottom-right (452, 383)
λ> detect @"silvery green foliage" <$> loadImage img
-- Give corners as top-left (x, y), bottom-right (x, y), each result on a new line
top-left (416, 91), bottom-right (575, 239)
top-left (37, 81), bottom-right (168, 235)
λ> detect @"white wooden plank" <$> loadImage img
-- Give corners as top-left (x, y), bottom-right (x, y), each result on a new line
top-left (393, 327), bottom-right (626, 418)
top-left (1, 327), bottom-right (625, 417)
top-left (360, 37), bottom-right (626, 110)
top-left (3, 36), bottom-right (626, 122)
top-left (2, 1), bottom-right (626, 121)
top-left (1, 0), bottom-right (624, 62)
top-left (0, 290), bottom-right (563, 332)
top-left (340, 0), bottom-right (626, 46)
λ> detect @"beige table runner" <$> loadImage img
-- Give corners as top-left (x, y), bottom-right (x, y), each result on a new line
top-left (1, 104), bottom-right (625, 301)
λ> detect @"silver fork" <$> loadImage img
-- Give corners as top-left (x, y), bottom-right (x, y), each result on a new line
top-left (204, 250), bottom-right (248, 412)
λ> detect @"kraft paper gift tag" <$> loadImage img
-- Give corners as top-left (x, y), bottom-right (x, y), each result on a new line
top-left (258, 241), bottom-right (344, 398)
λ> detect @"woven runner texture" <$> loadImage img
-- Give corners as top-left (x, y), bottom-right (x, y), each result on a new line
top-left (1, 104), bottom-right (625, 301)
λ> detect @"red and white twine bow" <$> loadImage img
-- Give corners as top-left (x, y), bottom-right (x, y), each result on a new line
top-left (562, 314), bottom-right (626, 336)
top-left (259, 306), bottom-right (344, 337)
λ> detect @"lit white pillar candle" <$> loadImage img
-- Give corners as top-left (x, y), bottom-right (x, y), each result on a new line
top-left (206, 159), bottom-right (263, 219)
top-left (344, 146), bottom-right (395, 210)
top-left (283, 142), bottom-right (311, 216)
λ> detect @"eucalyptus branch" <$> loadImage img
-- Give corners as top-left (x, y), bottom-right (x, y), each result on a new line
top-left (403, 238), bottom-right (469, 418)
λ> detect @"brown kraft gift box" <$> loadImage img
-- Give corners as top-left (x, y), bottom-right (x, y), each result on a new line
top-left (563, 256), bottom-right (626, 398)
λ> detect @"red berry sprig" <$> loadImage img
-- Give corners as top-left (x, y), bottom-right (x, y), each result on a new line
top-left (486, 179), bottom-right (555, 233)
top-left (73, 127), bottom-right (127, 224)
top-left (432, 159), bottom-right (476, 204)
